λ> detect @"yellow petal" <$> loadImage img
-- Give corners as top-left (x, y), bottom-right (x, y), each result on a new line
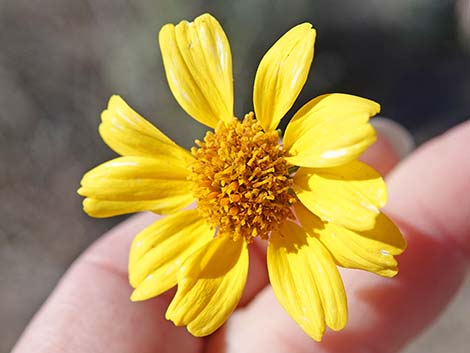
top-left (253, 23), bottom-right (316, 132)
top-left (284, 94), bottom-right (379, 168)
top-left (81, 198), bottom-right (193, 218)
top-left (100, 95), bottom-right (192, 163)
top-left (268, 221), bottom-right (347, 341)
top-left (78, 156), bottom-right (194, 217)
top-left (166, 236), bottom-right (248, 336)
top-left (129, 209), bottom-right (214, 301)
top-left (294, 160), bottom-right (387, 231)
top-left (295, 203), bottom-right (406, 277)
top-left (159, 13), bottom-right (233, 128)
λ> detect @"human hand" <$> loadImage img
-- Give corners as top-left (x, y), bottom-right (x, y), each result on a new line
top-left (12, 120), bottom-right (469, 353)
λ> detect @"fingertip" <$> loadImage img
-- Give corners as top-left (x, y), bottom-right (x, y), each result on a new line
top-left (360, 117), bottom-right (414, 176)
top-left (386, 121), bottom-right (470, 261)
top-left (371, 117), bottom-right (415, 159)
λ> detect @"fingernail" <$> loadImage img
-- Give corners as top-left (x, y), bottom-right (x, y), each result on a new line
top-left (371, 117), bottom-right (416, 159)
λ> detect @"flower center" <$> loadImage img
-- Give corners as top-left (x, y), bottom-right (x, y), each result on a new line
top-left (190, 113), bottom-right (295, 242)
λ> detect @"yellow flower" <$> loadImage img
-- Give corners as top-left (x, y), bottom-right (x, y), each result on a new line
top-left (78, 13), bottom-right (406, 341)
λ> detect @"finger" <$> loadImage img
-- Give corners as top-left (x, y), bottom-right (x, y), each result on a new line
top-left (12, 213), bottom-right (203, 353)
top-left (207, 121), bottom-right (470, 353)
top-left (386, 120), bottom-right (470, 259)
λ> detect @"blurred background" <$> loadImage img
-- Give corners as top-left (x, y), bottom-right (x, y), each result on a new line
top-left (0, 0), bottom-right (469, 352)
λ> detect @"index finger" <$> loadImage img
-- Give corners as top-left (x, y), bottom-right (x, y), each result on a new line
top-left (12, 212), bottom-right (202, 353)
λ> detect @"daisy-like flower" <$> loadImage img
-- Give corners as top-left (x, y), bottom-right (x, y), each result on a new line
top-left (78, 13), bottom-right (406, 341)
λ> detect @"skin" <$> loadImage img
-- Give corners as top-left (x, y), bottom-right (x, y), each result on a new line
top-left (12, 120), bottom-right (470, 353)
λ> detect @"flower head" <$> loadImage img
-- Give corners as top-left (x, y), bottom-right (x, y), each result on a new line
top-left (78, 13), bottom-right (406, 341)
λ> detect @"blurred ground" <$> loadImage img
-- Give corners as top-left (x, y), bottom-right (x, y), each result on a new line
top-left (0, 0), bottom-right (469, 352)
